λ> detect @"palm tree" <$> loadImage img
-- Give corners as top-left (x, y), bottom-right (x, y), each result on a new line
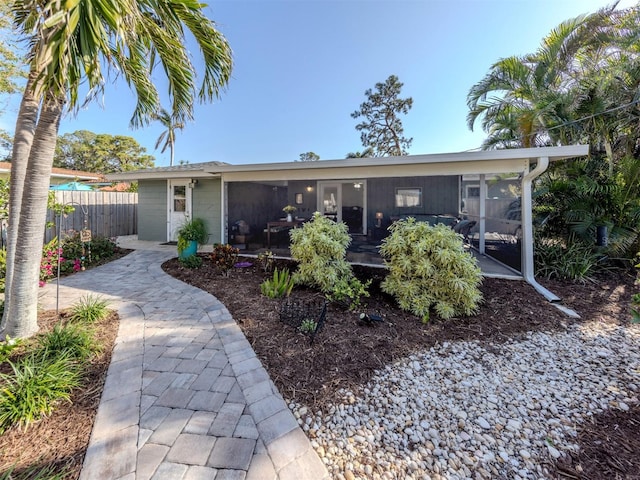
top-left (467, 8), bottom-right (616, 149)
top-left (0, 2), bottom-right (22, 97)
top-left (153, 109), bottom-right (184, 166)
top-left (467, 4), bottom-right (640, 262)
top-left (1, 0), bottom-right (232, 338)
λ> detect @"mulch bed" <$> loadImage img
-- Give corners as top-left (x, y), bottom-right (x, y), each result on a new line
top-left (163, 257), bottom-right (636, 407)
top-left (162, 255), bottom-right (639, 480)
top-left (0, 247), bottom-right (130, 479)
top-left (555, 403), bottom-right (640, 480)
top-left (2, 250), bottom-right (635, 480)
top-left (0, 310), bottom-right (119, 479)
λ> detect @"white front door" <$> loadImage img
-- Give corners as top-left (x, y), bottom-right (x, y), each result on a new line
top-left (318, 181), bottom-right (367, 234)
top-left (319, 182), bottom-right (341, 222)
top-left (168, 180), bottom-right (192, 241)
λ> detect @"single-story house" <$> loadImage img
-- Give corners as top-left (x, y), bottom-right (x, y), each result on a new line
top-left (108, 145), bottom-right (589, 300)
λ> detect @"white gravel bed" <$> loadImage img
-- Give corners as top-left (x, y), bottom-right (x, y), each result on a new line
top-left (290, 322), bottom-right (640, 480)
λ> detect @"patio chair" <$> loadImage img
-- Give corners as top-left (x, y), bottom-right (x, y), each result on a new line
top-left (230, 220), bottom-right (252, 249)
top-left (453, 219), bottom-right (476, 244)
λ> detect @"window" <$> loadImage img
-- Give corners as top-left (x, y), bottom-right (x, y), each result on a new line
top-left (395, 187), bottom-right (422, 208)
top-left (466, 185), bottom-right (480, 198)
top-left (173, 185), bottom-right (186, 212)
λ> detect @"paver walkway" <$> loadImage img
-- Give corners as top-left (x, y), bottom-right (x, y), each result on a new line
top-left (38, 246), bottom-right (328, 480)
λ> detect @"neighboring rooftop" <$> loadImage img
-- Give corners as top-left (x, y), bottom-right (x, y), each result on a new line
top-left (0, 162), bottom-right (103, 184)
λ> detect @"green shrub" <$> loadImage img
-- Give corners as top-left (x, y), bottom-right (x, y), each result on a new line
top-left (535, 156), bottom-right (640, 259)
top-left (59, 232), bottom-right (87, 271)
top-left (210, 244), bottom-right (239, 276)
top-left (326, 276), bottom-right (370, 310)
top-left (289, 212), bottom-right (369, 309)
top-left (534, 236), bottom-right (603, 282)
top-left (177, 218), bottom-right (208, 255)
top-left (379, 219), bottom-right (483, 322)
top-left (257, 250), bottom-right (275, 272)
top-left (69, 295), bottom-right (110, 324)
top-left (84, 235), bottom-right (117, 263)
top-left (40, 237), bottom-right (62, 284)
top-left (0, 335), bottom-right (21, 364)
top-left (37, 323), bottom-right (97, 362)
top-left (632, 293), bottom-right (640, 324)
top-left (61, 232), bottom-right (117, 269)
top-left (260, 268), bottom-right (294, 298)
top-left (179, 254), bottom-right (203, 269)
top-left (299, 318), bottom-right (317, 334)
top-left (40, 236), bottom-right (78, 281)
top-left (0, 352), bottom-right (81, 433)
top-left (0, 463), bottom-right (68, 480)
top-left (38, 234), bottom-right (118, 285)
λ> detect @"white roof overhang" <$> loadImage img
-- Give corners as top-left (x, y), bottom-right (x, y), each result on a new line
top-left (106, 145), bottom-right (589, 182)
top-left (209, 145), bottom-right (589, 182)
top-left (106, 170), bottom-right (220, 181)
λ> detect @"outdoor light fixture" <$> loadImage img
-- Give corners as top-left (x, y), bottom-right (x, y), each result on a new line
top-left (359, 312), bottom-right (384, 325)
top-left (306, 185), bottom-right (313, 192)
top-left (188, 179), bottom-right (199, 188)
top-left (375, 211), bottom-right (383, 227)
top-left (354, 182), bottom-right (362, 190)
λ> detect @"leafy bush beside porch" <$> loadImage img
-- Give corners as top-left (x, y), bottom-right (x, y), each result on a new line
top-left (379, 218), bottom-right (483, 322)
top-left (290, 212), bottom-right (369, 309)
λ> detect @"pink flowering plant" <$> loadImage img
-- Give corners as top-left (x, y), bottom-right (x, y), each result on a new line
top-left (40, 237), bottom-right (64, 286)
top-left (38, 233), bottom-right (118, 287)
top-left (39, 237), bottom-right (86, 287)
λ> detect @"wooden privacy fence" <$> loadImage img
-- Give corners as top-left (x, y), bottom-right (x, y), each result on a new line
top-left (45, 190), bottom-right (138, 243)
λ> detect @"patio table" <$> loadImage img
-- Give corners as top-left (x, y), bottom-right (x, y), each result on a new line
top-left (265, 220), bottom-right (303, 248)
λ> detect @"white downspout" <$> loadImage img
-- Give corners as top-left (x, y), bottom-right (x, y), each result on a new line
top-left (521, 156), bottom-right (559, 302)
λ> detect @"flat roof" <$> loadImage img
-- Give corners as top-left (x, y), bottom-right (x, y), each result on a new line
top-left (107, 145), bottom-right (589, 181)
top-left (206, 145), bottom-right (589, 173)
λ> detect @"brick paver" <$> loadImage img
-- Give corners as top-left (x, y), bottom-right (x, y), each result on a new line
top-left (166, 433), bottom-right (216, 465)
top-left (38, 245), bottom-right (329, 480)
top-left (208, 437), bottom-right (256, 470)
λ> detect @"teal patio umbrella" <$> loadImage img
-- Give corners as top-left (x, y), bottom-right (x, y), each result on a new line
top-left (50, 182), bottom-right (94, 191)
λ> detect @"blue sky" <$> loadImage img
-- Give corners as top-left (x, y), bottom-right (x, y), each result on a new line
top-left (2, 0), bottom-right (636, 166)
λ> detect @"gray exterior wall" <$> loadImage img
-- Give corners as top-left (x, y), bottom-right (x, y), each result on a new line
top-left (193, 178), bottom-right (222, 243)
top-left (139, 175), bottom-right (458, 243)
top-left (228, 182), bottom-right (287, 242)
top-left (367, 176), bottom-right (459, 231)
top-left (138, 180), bottom-right (167, 241)
top-left (287, 180), bottom-right (317, 218)
top-left (138, 178), bottom-right (223, 243)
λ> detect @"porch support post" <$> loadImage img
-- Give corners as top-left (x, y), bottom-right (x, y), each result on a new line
top-left (166, 180), bottom-right (171, 242)
top-left (478, 174), bottom-right (486, 254)
top-left (221, 178), bottom-right (227, 244)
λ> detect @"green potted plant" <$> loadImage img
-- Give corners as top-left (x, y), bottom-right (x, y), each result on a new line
top-left (177, 218), bottom-right (208, 259)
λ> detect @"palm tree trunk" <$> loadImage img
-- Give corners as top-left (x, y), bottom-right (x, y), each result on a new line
top-left (1, 72), bottom-right (39, 336)
top-left (4, 93), bottom-right (64, 338)
top-left (604, 138), bottom-right (614, 176)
